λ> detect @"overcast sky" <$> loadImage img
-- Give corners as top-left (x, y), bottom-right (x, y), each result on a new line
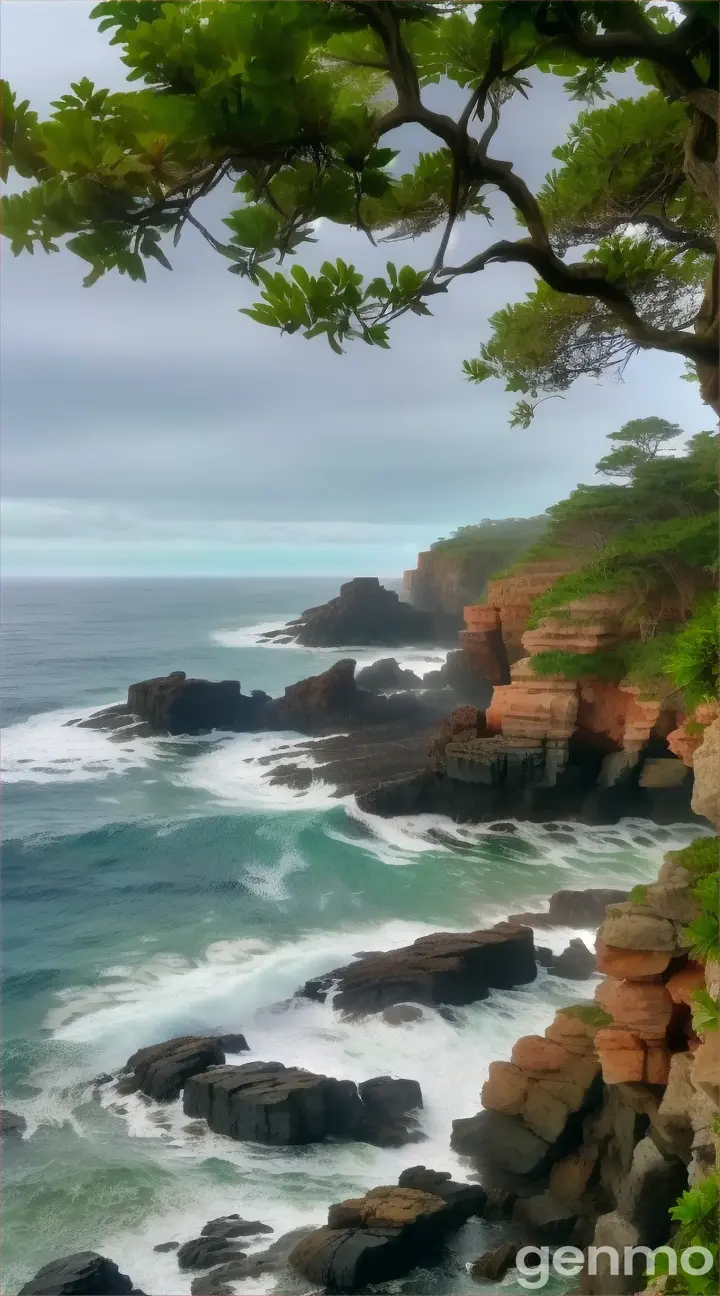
top-left (0, 1), bottom-right (710, 578)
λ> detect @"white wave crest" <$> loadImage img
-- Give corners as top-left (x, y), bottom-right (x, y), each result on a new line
top-left (0, 704), bottom-right (159, 785)
top-left (174, 730), bottom-right (343, 811)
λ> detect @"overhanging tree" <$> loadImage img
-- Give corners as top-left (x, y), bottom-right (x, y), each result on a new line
top-left (2, 1), bottom-right (718, 417)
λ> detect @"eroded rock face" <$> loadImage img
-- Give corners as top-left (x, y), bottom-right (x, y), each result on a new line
top-left (691, 716), bottom-right (720, 825)
top-left (17, 1253), bottom-right (140, 1296)
top-left (298, 924), bottom-right (537, 1015)
top-left (263, 578), bottom-right (455, 648)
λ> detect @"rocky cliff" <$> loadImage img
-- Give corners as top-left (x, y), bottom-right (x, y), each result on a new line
top-left (403, 518), bottom-right (549, 620)
top-left (453, 836), bottom-right (719, 1294)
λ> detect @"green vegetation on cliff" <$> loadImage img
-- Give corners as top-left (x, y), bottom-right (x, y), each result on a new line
top-left (517, 422), bottom-right (718, 706)
top-left (429, 516), bottom-right (548, 561)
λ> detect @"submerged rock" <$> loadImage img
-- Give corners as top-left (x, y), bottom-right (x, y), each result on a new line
top-left (1, 1109), bottom-right (27, 1137)
top-left (298, 923), bottom-right (537, 1015)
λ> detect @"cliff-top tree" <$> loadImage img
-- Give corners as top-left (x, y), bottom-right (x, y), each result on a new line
top-left (595, 415), bottom-right (683, 476)
top-left (2, 1), bottom-right (718, 419)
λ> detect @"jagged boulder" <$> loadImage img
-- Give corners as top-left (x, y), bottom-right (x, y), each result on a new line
top-left (17, 1253), bottom-right (142, 1296)
top-left (298, 923), bottom-right (536, 1015)
top-left (117, 1035), bottom-right (230, 1101)
top-left (356, 658), bottom-right (423, 691)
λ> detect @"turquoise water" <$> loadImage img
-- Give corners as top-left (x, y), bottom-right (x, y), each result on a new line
top-left (0, 578), bottom-right (700, 1295)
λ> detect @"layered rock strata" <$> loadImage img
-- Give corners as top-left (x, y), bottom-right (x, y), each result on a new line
top-left (451, 839), bottom-right (719, 1294)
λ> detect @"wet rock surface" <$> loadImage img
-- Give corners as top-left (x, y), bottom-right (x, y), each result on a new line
top-left (298, 923), bottom-right (537, 1015)
top-left (17, 1253), bottom-right (143, 1295)
top-left (1, 1108), bottom-right (27, 1137)
top-left (116, 1035), bottom-right (232, 1102)
top-left (288, 1170), bottom-right (487, 1293)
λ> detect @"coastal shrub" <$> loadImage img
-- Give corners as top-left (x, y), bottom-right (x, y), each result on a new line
top-left (668, 836), bottom-right (720, 879)
top-left (650, 1172), bottom-right (719, 1294)
top-left (664, 596), bottom-right (720, 711)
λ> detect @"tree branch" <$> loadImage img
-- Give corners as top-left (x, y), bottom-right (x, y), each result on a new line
top-left (635, 212), bottom-right (715, 254)
top-left (437, 236), bottom-right (717, 365)
top-left (536, 1), bottom-right (704, 92)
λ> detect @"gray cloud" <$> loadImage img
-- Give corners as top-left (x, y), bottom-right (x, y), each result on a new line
top-left (0, 2), bottom-right (710, 556)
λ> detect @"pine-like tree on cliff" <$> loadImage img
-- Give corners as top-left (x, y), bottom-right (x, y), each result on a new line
top-left (2, 1), bottom-right (717, 416)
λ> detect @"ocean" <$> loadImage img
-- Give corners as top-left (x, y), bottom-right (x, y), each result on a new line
top-left (0, 577), bottom-right (700, 1295)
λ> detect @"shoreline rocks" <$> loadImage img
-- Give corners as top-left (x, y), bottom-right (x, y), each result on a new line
top-left (260, 577), bottom-right (458, 648)
top-left (17, 1253), bottom-right (144, 1296)
top-left (298, 923), bottom-right (537, 1015)
top-left (288, 1168), bottom-right (487, 1292)
top-left (182, 1060), bottom-right (423, 1148)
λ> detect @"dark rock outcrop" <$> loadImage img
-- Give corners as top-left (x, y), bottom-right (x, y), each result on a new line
top-left (17, 1253), bottom-right (141, 1296)
top-left (260, 578), bottom-right (456, 648)
top-left (116, 1035), bottom-right (234, 1101)
top-left (548, 939), bottom-right (596, 980)
top-left (288, 1172), bottom-right (486, 1293)
top-left (188, 1227), bottom-right (315, 1296)
top-left (355, 658), bottom-right (423, 691)
top-left (1, 1108), bottom-right (27, 1137)
top-left (129, 673), bottom-right (268, 736)
top-left (177, 1236), bottom-right (246, 1272)
top-left (200, 1216), bottom-right (273, 1240)
top-left (298, 924), bottom-right (537, 1015)
top-left (182, 1060), bottom-right (423, 1147)
top-left (469, 1242), bottom-right (519, 1282)
top-left (509, 888), bottom-right (629, 930)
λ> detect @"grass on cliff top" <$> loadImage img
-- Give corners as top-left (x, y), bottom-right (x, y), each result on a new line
top-left (559, 1003), bottom-right (612, 1027)
top-left (667, 836), bottom-right (719, 880)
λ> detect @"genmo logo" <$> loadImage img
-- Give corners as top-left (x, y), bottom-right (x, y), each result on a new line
top-left (514, 1243), bottom-right (715, 1288)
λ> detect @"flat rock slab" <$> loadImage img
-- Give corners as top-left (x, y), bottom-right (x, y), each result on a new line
top-left (299, 923), bottom-right (536, 1014)
top-left (17, 1252), bottom-right (143, 1295)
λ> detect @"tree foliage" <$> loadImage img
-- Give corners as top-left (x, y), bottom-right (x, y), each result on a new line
top-left (1, 1), bottom-right (718, 419)
top-left (595, 415), bottom-right (683, 476)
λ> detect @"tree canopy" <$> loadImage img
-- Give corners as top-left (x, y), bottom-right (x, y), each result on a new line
top-left (594, 415), bottom-right (683, 476)
top-left (1, 1), bottom-right (718, 420)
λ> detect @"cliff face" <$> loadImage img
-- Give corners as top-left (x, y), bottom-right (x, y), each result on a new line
top-left (404, 548), bottom-right (505, 619)
top-left (470, 557), bottom-right (583, 660)
top-left (460, 840), bottom-right (719, 1294)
